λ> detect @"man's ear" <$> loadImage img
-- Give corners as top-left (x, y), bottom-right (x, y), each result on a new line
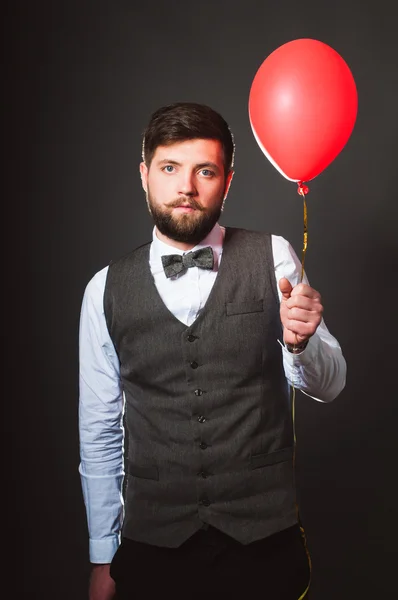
top-left (140, 162), bottom-right (148, 192)
top-left (223, 169), bottom-right (234, 199)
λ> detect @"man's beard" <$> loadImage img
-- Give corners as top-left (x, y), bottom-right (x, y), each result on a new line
top-left (146, 190), bottom-right (224, 246)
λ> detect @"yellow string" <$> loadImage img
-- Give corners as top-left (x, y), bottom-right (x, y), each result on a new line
top-left (301, 195), bottom-right (308, 283)
top-left (292, 187), bottom-right (312, 599)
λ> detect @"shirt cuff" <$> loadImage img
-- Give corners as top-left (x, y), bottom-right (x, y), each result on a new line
top-left (89, 535), bottom-right (121, 564)
top-left (279, 335), bottom-right (319, 367)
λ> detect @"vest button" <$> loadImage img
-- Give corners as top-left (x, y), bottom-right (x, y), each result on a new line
top-left (197, 471), bottom-right (208, 478)
top-left (195, 389), bottom-right (203, 397)
top-left (197, 415), bottom-right (206, 423)
top-left (199, 442), bottom-right (208, 450)
top-left (200, 497), bottom-right (211, 507)
top-left (187, 334), bottom-right (196, 342)
top-left (190, 361), bottom-right (198, 369)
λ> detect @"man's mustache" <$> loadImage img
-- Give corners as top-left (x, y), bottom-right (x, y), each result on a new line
top-left (166, 197), bottom-right (204, 211)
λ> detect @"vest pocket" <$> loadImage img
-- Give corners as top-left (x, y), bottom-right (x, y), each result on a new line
top-left (128, 463), bottom-right (159, 480)
top-left (250, 446), bottom-right (294, 469)
top-left (226, 299), bottom-right (264, 316)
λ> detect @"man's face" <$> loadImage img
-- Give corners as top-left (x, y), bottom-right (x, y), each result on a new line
top-left (140, 139), bottom-right (233, 248)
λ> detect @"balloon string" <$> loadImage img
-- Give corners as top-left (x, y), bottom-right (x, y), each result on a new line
top-left (300, 194), bottom-right (308, 283)
top-left (290, 183), bottom-right (312, 598)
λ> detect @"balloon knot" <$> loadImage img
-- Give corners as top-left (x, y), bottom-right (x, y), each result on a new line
top-left (297, 182), bottom-right (309, 196)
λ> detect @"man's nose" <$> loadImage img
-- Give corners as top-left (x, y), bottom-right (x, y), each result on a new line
top-left (178, 171), bottom-right (197, 195)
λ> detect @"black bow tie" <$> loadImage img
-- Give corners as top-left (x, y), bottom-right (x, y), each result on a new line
top-left (161, 246), bottom-right (214, 278)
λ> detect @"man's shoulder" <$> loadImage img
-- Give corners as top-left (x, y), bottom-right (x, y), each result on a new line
top-left (224, 226), bottom-right (280, 243)
top-left (108, 241), bottom-right (152, 269)
top-left (85, 241), bottom-right (151, 292)
top-left (83, 265), bottom-right (109, 304)
top-left (225, 226), bottom-right (289, 244)
top-left (226, 225), bottom-right (266, 236)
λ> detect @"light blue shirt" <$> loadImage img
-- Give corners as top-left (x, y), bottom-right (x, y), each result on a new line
top-left (78, 223), bottom-right (346, 563)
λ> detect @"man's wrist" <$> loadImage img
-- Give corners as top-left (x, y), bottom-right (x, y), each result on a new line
top-left (285, 339), bottom-right (309, 354)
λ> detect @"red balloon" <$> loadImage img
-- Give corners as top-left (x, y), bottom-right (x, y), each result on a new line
top-left (249, 38), bottom-right (358, 183)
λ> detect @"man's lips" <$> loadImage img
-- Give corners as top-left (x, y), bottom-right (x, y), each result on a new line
top-left (173, 205), bottom-right (196, 212)
top-left (167, 198), bottom-right (203, 211)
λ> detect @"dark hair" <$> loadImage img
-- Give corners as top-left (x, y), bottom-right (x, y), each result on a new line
top-left (142, 102), bottom-right (235, 175)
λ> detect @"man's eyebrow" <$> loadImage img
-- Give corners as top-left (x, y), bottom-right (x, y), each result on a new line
top-left (195, 162), bottom-right (220, 172)
top-left (157, 159), bottom-right (181, 166)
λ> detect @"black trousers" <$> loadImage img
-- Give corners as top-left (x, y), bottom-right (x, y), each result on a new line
top-left (110, 523), bottom-right (311, 599)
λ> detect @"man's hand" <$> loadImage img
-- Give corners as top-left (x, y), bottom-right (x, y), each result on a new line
top-left (279, 278), bottom-right (323, 346)
top-left (89, 564), bottom-right (116, 600)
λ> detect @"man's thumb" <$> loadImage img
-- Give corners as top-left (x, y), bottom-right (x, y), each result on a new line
top-left (279, 277), bottom-right (293, 300)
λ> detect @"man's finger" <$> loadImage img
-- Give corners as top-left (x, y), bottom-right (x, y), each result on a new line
top-left (290, 282), bottom-right (321, 300)
top-left (285, 295), bottom-right (322, 311)
top-left (283, 319), bottom-right (316, 338)
top-left (279, 277), bottom-right (293, 300)
top-left (287, 307), bottom-right (315, 323)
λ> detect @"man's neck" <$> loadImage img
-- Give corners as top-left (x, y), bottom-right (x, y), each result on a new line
top-left (154, 227), bottom-right (196, 251)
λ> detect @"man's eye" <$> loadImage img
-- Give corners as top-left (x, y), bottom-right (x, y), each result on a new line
top-left (162, 165), bottom-right (175, 173)
top-left (200, 169), bottom-right (214, 177)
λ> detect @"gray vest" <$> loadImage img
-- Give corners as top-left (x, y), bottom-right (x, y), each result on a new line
top-left (104, 227), bottom-right (298, 548)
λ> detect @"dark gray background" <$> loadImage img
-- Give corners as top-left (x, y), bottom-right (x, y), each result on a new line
top-left (5, 1), bottom-right (398, 598)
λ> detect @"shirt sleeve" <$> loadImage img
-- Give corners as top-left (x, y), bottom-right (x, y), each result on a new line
top-left (272, 235), bottom-right (347, 403)
top-left (78, 266), bottom-right (125, 563)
